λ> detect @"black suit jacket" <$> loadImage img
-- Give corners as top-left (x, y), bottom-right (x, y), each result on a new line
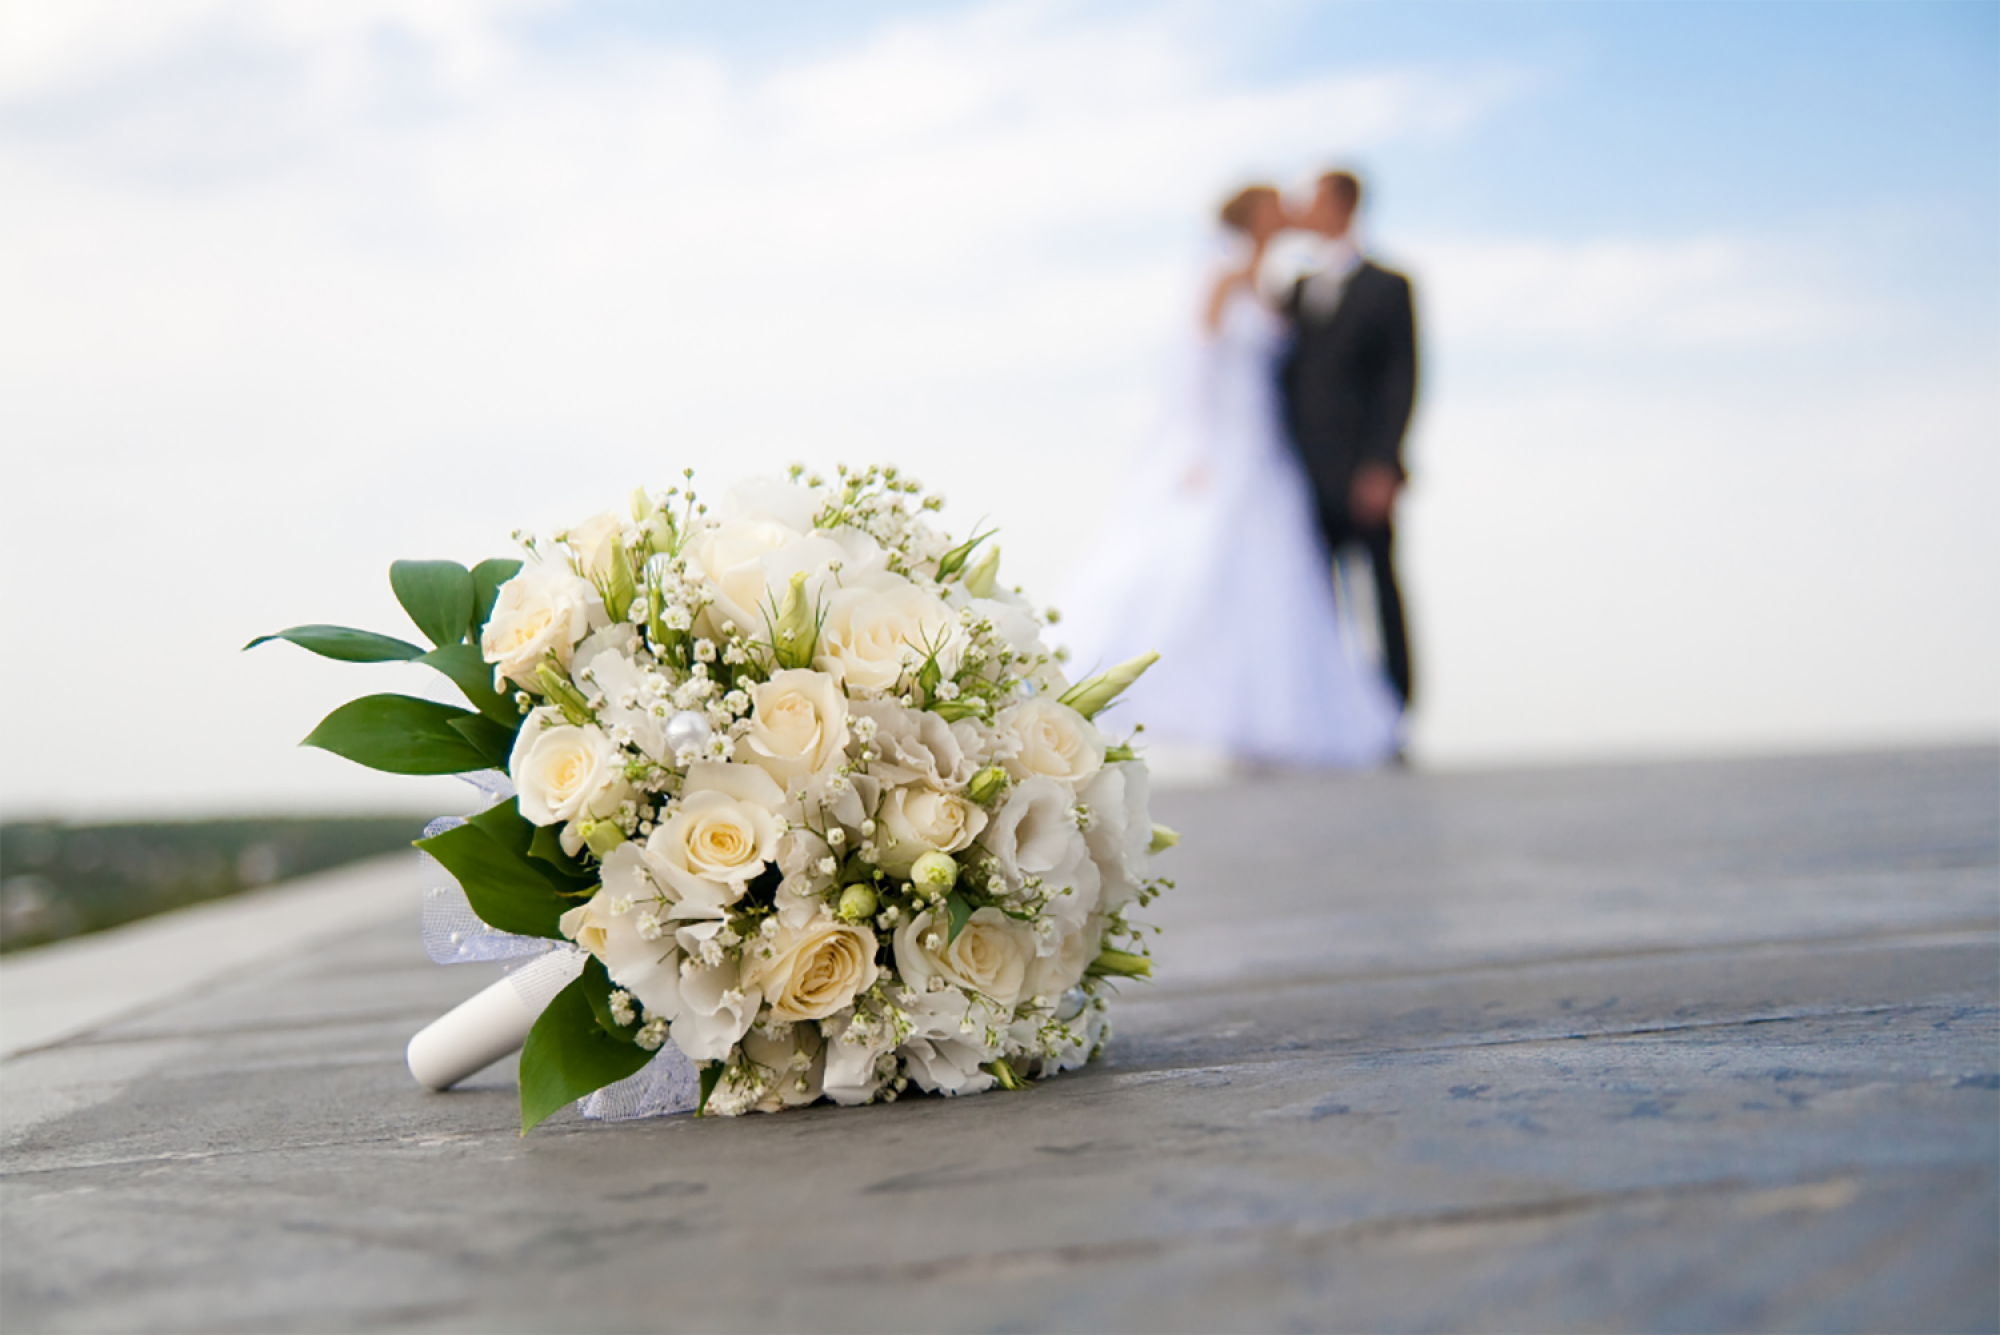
top-left (1279, 260), bottom-right (1419, 507)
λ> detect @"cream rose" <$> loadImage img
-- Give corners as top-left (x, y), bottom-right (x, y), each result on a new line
top-left (561, 510), bottom-right (625, 582)
top-left (895, 905), bottom-right (1036, 1013)
top-left (744, 669), bottom-right (849, 782)
top-left (649, 762), bottom-right (785, 916)
top-left (876, 785), bottom-right (985, 876)
top-left (997, 697), bottom-right (1104, 786)
top-left (815, 582), bottom-right (960, 694)
top-left (510, 712), bottom-right (630, 836)
top-left (481, 562), bottom-right (601, 691)
top-left (741, 917), bottom-right (880, 1023)
top-left (683, 518), bottom-right (855, 643)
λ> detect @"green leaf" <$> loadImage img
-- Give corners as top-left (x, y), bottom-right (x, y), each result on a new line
top-left (470, 558), bottom-right (523, 638)
top-left (416, 817), bottom-right (568, 939)
top-left (244, 624), bottom-right (426, 663)
top-left (579, 957), bottom-right (641, 1041)
top-left (934, 526), bottom-right (996, 582)
top-left (468, 796), bottom-right (536, 857)
top-left (529, 821), bottom-right (596, 889)
top-left (469, 800), bottom-right (592, 897)
top-left (419, 642), bottom-right (516, 723)
top-left (697, 1061), bottom-right (723, 1116)
top-left (302, 694), bottom-right (489, 775)
top-left (448, 714), bottom-right (519, 769)
top-left (943, 890), bottom-right (973, 945)
top-left (391, 560), bottom-right (475, 649)
top-left (518, 973), bottom-right (656, 1133)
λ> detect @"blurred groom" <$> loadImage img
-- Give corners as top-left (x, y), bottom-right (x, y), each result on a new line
top-left (1277, 169), bottom-right (1419, 712)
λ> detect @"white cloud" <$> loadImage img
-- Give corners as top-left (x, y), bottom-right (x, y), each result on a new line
top-left (1406, 234), bottom-right (1859, 346)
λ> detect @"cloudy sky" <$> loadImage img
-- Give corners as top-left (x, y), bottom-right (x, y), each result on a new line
top-left (3, 0), bottom-right (1995, 819)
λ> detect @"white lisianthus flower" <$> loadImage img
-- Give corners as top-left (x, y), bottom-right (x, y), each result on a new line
top-left (669, 919), bottom-right (758, 1060)
top-left (558, 876), bottom-right (681, 1021)
top-left (739, 1022), bottom-right (826, 1112)
top-left (744, 669), bottom-right (849, 783)
top-left (1024, 912), bottom-right (1105, 1003)
top-left (996, 697), bottom-right (1105, 787)
top-left (894, 905), bottom-right (1037, 1014)
top-left (740, 916), bottom-right (880, 1023)
top-left (850, 700), bottom-right (977, 790)
top-left (876, 785), bottom-right (985, 876)
top-left (815, 582), bottom-right (961, 695)
top-left (572, 630), bottom-right (668, 761)
top-left (649, 762), bottom-right (785, 917)
top-left (897, 989), bottom-right (999, 1096)
top-left (820, 1005), bottom-right (900, 1107)
top-left (1080, 760), bottom-right (1155, 913)
top-left (481, 561), bottom-right (603, 691)
top-left (510, 711), bottom-right (632, 852)
top-left (981, 775), bottom-right (1090, 888)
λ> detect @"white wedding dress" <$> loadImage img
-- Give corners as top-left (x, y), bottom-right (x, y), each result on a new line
top-left (1059, 275), bottom-right (1402, 769)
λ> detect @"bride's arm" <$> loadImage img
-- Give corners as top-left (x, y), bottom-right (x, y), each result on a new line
top-left (1201, 266), bottom-right (1250, 334)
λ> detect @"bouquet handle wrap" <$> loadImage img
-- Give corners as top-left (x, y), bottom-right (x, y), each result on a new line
top-left (407, 948), bottom-right (585, 1091)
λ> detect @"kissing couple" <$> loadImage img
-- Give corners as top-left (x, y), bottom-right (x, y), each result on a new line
top-left (1063, 169), bottom-right (1419, 771)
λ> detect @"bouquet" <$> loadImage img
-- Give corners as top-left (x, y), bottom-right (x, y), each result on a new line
top-left (253, 465), bottom-right (1174, 1130)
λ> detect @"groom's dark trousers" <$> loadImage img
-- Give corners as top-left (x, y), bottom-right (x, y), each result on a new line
top-left (1280, 259), bottom-right (1420, 708)
top-left (1314, 503), bottom-right (1412, 709)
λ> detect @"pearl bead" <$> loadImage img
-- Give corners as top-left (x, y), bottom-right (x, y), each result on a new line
top-left (664, 709), bottom-right (712, 754)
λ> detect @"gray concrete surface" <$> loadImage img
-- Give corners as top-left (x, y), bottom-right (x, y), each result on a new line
top-left (2, 746), bottom-right (1995, 1333)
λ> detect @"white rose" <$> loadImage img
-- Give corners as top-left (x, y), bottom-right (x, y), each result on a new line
top-left (996, 697), bottom-right (1104, 786)
top-left (815, 582), bottom-right (960, 695)
top-left (894, 905), bottom-right (1036, 1014)
top-left (876, 785), bottom-right (985, 876)
top-left (649, 762), bottom-right (785, 917)
top-left (744, 669), bottom-right (849, 783)
top-left (740, 916), bottom-right (880, 1023)
top-left (510, 712), bottom-right (631, 849)
top-left (480, 561), bottom-right (603, 691)
top-left (718, 475), bottom-right (824, 532)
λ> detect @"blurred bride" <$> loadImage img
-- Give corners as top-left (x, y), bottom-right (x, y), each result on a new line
top-left (1058, 184), bottom-right (1402, 769)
